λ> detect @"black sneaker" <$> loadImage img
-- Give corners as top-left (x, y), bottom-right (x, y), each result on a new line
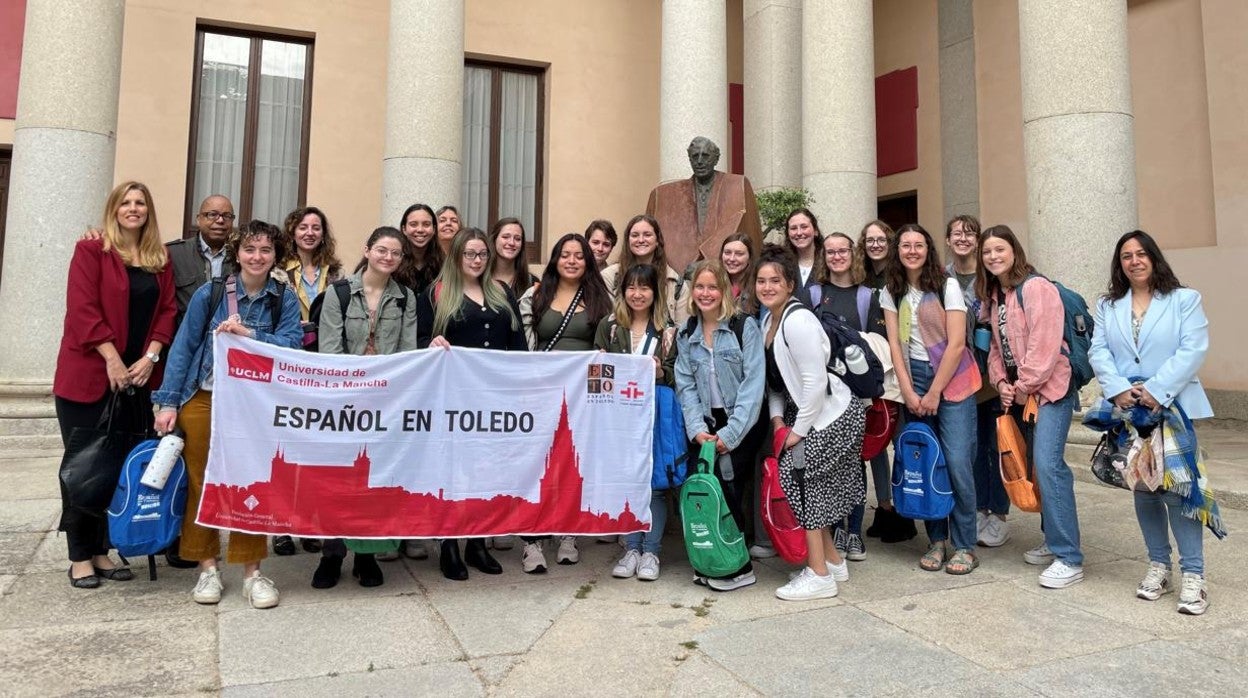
top-left (273, 535), bottom-right (297, 556)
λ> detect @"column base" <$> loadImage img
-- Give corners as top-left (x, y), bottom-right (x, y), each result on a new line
top-left (0, 381), bottom-right (62, 453)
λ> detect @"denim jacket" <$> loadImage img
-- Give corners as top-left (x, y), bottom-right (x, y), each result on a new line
top-left (673, 315), bottom-right (765, 450)
top-left (152, 277), bottom-right (302, 409)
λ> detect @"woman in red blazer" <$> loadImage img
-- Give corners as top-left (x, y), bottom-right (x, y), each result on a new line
top-left (54, 181), bottom-right (176, 589)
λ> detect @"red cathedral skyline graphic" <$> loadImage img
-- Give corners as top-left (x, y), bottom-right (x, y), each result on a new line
top-left (198, 397), bottom-right (646, 537)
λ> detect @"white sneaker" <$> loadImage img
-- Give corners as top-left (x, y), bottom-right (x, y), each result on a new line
top-left (707, 570), bottom-right (757, 592)
top-left (1023, 542), bottom-right (1054, 566)
top-left (191, 568), bottom-right (223, 605)
top-left (491, 536), bottom-right (515, 551)
top-left (749, 543), bottom-right (777, 559)
top-left (1038, 559), bottom-right (1084, 589)
top-left (243, 572), bottom-right (280, 609)
top-left (978, 515), bottom-right (1010, 548)
top-left (1136, 562), bottom-right (1172, 601)
top-left (637, 552), bottom-right (661, 581)
top-left (402, 540), bottom-right (428, 560)
top-left (976, 510), bottom-right (988, 540)
top-left (789, 560), bottom-right (848, 583)
top-left (613, 549), bottom-right (641, 579)
top-left (1177, 573), bottom-right (1208, 615)
top-left (556, 536), bottom-right (579, 565)
top-left (776, 567), bottom-right (839, 601)
top-left (522, 542), bottom-right (547, 574)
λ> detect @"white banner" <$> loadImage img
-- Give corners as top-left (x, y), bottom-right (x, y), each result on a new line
top-left (200, 334), bottom-right (655, 538)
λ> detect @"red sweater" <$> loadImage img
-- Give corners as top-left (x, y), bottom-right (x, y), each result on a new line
top-left (53, 239), bottom-right (177, 402)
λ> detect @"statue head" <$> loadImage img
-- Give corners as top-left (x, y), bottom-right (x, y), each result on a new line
top-left (687, 137), bottom-right (721, 182)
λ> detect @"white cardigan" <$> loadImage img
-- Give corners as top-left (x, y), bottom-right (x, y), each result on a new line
top-left (767, 302), bottom-right (853, 436)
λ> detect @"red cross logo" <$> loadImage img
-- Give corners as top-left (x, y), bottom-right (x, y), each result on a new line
top-left (620, 381), bottom-right (645, 400)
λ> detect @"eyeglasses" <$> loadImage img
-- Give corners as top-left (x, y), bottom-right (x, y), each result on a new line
top-left (865, 238), bottom-right (888, 247)
top-left (826, 249), bottom-right (852, 258)
top-left (462, 251), bottom-right (489, 261)
top-left (372, 247), bottom-right (404, 259)
top-left (949, 231), bottom-right (977, 240)
top-left (199, 211), bottom-right (236, 221)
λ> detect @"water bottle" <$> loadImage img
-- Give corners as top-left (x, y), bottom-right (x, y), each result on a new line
top-left (140, 428), bottom-right (185, 490)
top-left (844, 344), bottom-right (870, 375)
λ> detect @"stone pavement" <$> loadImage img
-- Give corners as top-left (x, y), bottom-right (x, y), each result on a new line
top-left (3, 435), bottom-right (1248, 697)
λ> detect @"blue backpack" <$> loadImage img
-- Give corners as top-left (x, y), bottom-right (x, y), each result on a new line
top-left (1013, 274), bottom-right (1095, 393)
top-left (108, 439), bottom-right (189, 561)
top-left (651, 385), bottom-right (688, 490)
top-left (891, 422), bottom-right (954, 521)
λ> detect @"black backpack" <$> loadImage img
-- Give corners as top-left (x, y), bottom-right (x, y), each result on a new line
top-left (782, 300), bottom-right (885, 399)
top-left (206, 277), bottom-right (284, 343)
top-left (304, 279), bottom-right (408, 352)
top-left (680, 313), bottom-right (748, 349)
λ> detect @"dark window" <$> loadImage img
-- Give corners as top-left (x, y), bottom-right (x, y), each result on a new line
top-left (462, 61), bottom-right (545, 261)
top-left (185, 26), bottom-right (313, 232)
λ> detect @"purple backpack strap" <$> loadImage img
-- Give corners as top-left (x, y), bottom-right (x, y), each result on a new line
top-left (855, 286), bottom-right (872, 332)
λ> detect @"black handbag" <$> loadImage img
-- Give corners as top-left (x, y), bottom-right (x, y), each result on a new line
top-left (1089, 426), bottom-right (1129, 491)
top-left (59, 390), bottom-right (151, 516)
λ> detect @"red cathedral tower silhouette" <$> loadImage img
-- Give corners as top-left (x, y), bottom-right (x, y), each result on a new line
top-left (539, 398), bottom-right (584, 528)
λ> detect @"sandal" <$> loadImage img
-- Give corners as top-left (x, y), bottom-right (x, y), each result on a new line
top-left (919, 543), bottom-right (946, 572)
top-left (945, 549), bottom-right (980, 575)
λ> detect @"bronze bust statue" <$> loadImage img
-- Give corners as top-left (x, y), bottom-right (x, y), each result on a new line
top-left (645, 137), bottom-right (763, 274)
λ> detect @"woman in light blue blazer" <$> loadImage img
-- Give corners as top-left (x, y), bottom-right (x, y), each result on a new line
top-left (1088, 230), bottom-right (1211, 615)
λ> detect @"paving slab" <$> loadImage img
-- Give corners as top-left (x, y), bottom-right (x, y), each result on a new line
top-left (468, 655), bottom-right (522, 687)
top-left (496, 598), bottom-right (711, 696)
top-left (1008, 639), bottom-right (1248, 696)
top-left (222, 662), bottom-right (482, 697)
top-left (876, 672), bottom-right (1042, 697)
top-left (205, 550), bottom-right (426, 612)
top-left (697, 605), bottom-right (981, 696)
top-left (0, 614), bottom-right (218, 696)
top-left (217, 595), bottom-right (460, 687)
top-left (1175, 623), bottom-right (1248, 665)
top-left (667, 653), bottom-right (761, 696)
top-left (0, 457), bottom-right (61, 501)
top-left (857, 580), bottom-right (1153, 671)
top-left (0, 531), bottom-right (45, 575)
top-left (0, 498), bottom-right (59, 532)
top-left (0, 569), bottom-right (215, 629)
top-left (0, 574), bottom-right (14, 596)
top-left (425, 576), bottom-right (578, 657)
top-left (1008, 558), bottom-right (1248, 639)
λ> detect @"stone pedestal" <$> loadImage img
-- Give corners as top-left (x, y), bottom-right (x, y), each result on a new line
top-left (802, 0), bottom-right (876, 236)
top-left (659, 0), bottom-right (728, 181)
top-left (0, 0), bottom-right (127, 450)
top-left (743, 0), bottom-right (802, 191)
top-left (382, 0), bottom-right (464, 226)
top-left (1018, 0), bottom-right (1137, 304)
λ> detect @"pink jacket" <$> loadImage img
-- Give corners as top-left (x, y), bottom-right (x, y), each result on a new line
top-left (987, 276), bottom-right (1071, 405)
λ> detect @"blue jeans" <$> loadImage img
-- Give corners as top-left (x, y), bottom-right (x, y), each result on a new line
top-left (974, 399), bottom-right (1010, 515)
top-left (1135, 489), bottom-right (1204, 575)
top-left (906, 359), bottom-right (977, 551)
top-left (1028, 393), bottom-right (1082, 565)
top-left (625, 489), bottom-right (668, 555)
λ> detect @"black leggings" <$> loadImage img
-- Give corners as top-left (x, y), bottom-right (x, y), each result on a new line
top-left (698, 408), bottom-right (756, 578)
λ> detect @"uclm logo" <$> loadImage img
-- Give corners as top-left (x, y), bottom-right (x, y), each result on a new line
top-left (227, 348), bottom-right (274, 383)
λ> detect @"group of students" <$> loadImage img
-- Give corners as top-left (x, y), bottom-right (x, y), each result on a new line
top-left (54, 181), bottom-right (1216, 614)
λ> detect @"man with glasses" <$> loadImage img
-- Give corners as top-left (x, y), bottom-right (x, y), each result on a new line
top-left (167, 195), bottom-right (238, 321)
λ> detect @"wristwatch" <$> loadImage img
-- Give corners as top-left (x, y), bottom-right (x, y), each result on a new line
top-left (145, 351), bottom-right (161, 363)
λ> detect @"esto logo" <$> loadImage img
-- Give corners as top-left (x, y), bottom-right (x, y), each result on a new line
top-left (227, 348), bottom-right (274, 383)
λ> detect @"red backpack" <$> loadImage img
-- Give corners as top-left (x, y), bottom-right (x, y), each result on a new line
top-left (861, 399), bottom-right (899, 461)
top-left (759, 427), bottom-right (808, 564)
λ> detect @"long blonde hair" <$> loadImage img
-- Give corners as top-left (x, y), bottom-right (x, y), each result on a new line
top-left (101, 181), bottom-right (167, 273)
top-left (685, 260), bottom-right (737, 323)
top-left (431, 228), bottom-right (519, 337)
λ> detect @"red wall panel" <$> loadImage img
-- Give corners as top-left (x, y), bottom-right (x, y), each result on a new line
top-left (0, 0), bottom-right (26, 120)
top-left (875, 66), bottom-right (918, 177)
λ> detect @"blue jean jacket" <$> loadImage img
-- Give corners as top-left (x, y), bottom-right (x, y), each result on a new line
top-left (674, 315), bottom-right (765, 450)
top-left (152, 277), bottom-right (302, 409)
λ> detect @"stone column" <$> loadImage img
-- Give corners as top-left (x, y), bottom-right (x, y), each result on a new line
top-left (743, 0), bottom-right (802, 191)
top-left (802, 0), bottom-right (876, 236)
top-left (660, 0), bottom-right (728, 181)
top-left (939, 0), bottom-right (980, 222)
top-left (1019, 0), bottom-right (1137, 303)
top-left (0, 0), bottom-right (126, 449)
top-left (382, 0), bottom-right (463, 226)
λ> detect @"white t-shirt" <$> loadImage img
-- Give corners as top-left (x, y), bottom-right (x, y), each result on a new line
top-left (879, 277), bottom-right (966, 362)
top-left (798, 263), bottom-right (813, 286)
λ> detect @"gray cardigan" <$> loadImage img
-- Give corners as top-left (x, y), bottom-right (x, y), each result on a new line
top-left (318, 273), bottom-right (418, 355)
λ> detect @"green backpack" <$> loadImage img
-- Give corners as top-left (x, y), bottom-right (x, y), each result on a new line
top-left (680, 441), bottom-right (749, 577)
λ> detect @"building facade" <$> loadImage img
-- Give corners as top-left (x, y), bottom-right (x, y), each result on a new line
top-left (0, 0), bottom-right (1244, 446)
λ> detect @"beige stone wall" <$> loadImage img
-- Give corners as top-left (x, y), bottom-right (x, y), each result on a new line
top-left (874, 0), bottom-right (945, 239)
top-left (0, 118), bottom-right (12, 145)
top-left (464, 0), bottom-right (660, 259)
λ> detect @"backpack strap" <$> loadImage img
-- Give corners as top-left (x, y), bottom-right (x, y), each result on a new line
top-left (855, 286), bottom-right (872, 333)
top-left (808, 282), bottom-right (822, 308)
top-left (330, 278), bottom-right (352, 349)
top-left (1013, 272), bottom-right (1039, 309)
top-left (203, 277), bottom-right (226, 344)
top-left (269, 281), bottom-right (285, 331)
top-left (727, 313), bottom-right (747, 351)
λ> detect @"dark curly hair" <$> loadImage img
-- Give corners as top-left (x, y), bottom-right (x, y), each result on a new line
top-left (282, 206), bottom-right (342, 277)
top-left (225, 219), bottom-right (288, 273)
top-left (756, 243), bottom-right (800, 293)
